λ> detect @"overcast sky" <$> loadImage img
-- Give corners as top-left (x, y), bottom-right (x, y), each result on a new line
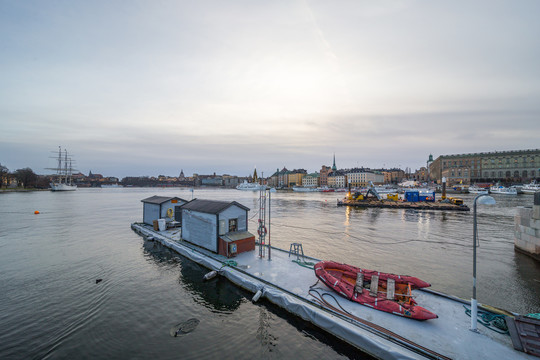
top-left (1, 1), bottom-right (539, 178)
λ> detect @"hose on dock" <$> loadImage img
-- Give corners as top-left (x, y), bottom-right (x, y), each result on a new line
top-left (463, 305), bottom-right (509, 334)
top-left (308, 281), bottom-right (451, 360)
top-left (292, 259), bottom-right (315, 269)
top-left (220, 260), bottom-right (238, 269)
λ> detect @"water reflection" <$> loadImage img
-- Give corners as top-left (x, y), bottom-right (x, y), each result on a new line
top-left (142, 240), bottom-right (245, 312)
top-left (256, 306), bottom-right (279, 357)
top-left (513, 251), bottom-right (540, 313)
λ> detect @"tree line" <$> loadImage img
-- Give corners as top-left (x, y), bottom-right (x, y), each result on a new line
top-left (0, 163), bottom-right (50, 189)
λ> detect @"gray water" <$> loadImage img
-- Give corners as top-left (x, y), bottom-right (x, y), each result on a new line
top-left (1, 188), bottom-right (539, 359)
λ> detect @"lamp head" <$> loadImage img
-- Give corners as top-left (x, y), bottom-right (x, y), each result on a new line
top-left (476, 195), bottom-right (496, 205)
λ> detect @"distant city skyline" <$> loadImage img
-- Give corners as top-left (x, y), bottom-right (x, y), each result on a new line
top-left (1, 1), bottom-right (540, 178)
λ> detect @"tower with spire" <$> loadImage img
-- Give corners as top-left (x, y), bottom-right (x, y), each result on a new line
top-left (332, 154), bottom-right (337, 171)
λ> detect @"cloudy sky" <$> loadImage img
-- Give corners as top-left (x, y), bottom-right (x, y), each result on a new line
top-left (1, 1), bottom-right (539, 178)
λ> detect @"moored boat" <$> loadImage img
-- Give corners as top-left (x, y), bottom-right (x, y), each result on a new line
top-left (314, 260), bottom-right (437, 320)
top-left (236, 180), bottom-right (267, 191)
top-left (317, 186), bottom-right (335, 192)
top-left (468, 185), bottom-right (489, 194)
top-left (489, 185), bottom-right (518, 195)
top-left (522, 181), bottom-right (540, 194)
top-left (48, 146), bottom-right (77, 191)
top-left (292, 186), bottom-right (318, 192)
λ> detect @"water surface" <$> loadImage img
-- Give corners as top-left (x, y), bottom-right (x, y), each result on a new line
top-left (1, 188), bottom-right (538, 359)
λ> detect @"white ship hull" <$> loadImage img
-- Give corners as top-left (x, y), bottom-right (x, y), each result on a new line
top-left (236, 181), bottom-right (267, 191)
top-left (292, 186), bottom-right (318, 192)
top-left (522, 182), bottom-right (540, 194)
top-left (489, 186), bottom-right (517, 195)
top-left (468, 186), bottom-right (488, 195)
top-left (50, 182), bottom-right (77, 191)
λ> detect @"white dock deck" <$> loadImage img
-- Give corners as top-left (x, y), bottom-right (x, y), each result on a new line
top-left (132, 223), bottom-right (535, 360)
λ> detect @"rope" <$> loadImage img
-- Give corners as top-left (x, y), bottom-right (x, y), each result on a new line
top-left (463, 305), bottom-right (509, 334)
top-left (307, 284), bottom-right (451, 360)
top-left (220, 260), bottom-right (238, 269)
top-left (292, 259), bottom-right (315, 269)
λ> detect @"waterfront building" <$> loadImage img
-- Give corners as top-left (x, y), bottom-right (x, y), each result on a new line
top-left (346, 168), bottom-right (384, 187)
top-left (302, 172), bottom-right (320, 187)
top-left (287, 169), bottom-right (307, 187)
top-left (382, 168), bottom-right (405, 184)
top-left (268, 167), bottom-right (290, 188)
top-left (200, 174), bottom-right (223, 186)
top-left (267, 169), bottom-right (279, 188)
top-left (327, 170), bottom-right (347, 188)
top-left (319, 165), bottom-right (332, 186)
top-left (429, 149), bottom-right (540, 185)
top-left (412, 167), bottom-right (429, 183)
top-left (277, 167), bottom-right (289, 188)
top-left (222, 175), bottom-right (239, 188)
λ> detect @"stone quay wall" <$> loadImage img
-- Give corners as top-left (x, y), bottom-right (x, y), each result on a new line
top-left (514, 192), bottom-right (540, 261)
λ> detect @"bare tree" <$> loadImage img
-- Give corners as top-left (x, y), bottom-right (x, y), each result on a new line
top-left (0, 163), bottom-right (9, 188)
top-left (14, 168), bottom-right (38, 189)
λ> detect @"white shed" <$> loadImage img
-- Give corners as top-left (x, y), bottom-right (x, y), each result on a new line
top-left (141, 196), bottom-right (188, 226)
top-left (180, 199), bottom-right (251, 253)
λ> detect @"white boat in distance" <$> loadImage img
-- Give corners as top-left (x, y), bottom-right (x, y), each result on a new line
top-left (489, 185), bottom-right (517, 195)
top-left (373, 186), bottom-right (399, 195)
top-left (468, 185), bottom-right (489, 195)
top-left (236, 180), bottom-right (267, 191)
top-left (292, 186), bottom-right (318, 192)
top-left (101, 184), bottom-right (124, 188)
top-left (522, 181), bottom-right (540, 194)
top-left (48, 146), bottom-right (77, 191)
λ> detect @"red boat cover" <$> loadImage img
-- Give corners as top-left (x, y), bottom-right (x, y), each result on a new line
top-left (314, 261), bottom-right (437, 320)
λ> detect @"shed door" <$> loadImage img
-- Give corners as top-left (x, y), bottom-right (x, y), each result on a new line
top-left (175, 206), bottom-right (182, 222)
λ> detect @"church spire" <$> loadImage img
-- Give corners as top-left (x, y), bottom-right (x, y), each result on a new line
top-left (332, 154), bottom-right (337, 171)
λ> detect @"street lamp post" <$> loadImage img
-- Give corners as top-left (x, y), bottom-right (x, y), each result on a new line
top-left (471, 193), bottom-right (496, 332)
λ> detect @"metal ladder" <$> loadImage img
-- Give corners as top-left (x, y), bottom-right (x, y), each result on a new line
top-left (258, 187), bottom-right (267, 258)
top-left (288, 243), bottom-right (305, 261)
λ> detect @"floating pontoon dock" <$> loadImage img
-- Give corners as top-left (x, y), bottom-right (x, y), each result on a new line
top-left (131, 223), bottom-right (535, 359)
top-left (338, 199), bottom-right (471, 211)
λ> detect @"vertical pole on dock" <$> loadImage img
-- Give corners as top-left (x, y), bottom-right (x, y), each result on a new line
top-left (471, 196), bottom-right (478, 332)
top-left (471, 193), bottom-right (495, 332)
top-left (442, 177), bottom-right (447, 200)
top-left (268, 190), bottom-right (271, 261)
top-left (258, 176), bottom-right (267, 258)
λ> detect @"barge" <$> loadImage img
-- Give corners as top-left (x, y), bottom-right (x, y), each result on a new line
top-left (337, 198), bottom-right (471, 211)
top-left (130, 222), bottom-right (536, 359)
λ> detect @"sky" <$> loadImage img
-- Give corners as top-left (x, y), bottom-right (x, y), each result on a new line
top-left (1, 0), bottom-right (539, 178)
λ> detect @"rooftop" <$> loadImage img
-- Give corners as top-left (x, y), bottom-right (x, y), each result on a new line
top-left (180, 198), bottom-right (250, 214)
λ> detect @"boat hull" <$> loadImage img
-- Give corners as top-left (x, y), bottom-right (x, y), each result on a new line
top-left (490, 186), bottom-right (517, 195)
top-left (292, 186), bottom-right (318, 192)
top-left (314, 261), bottom-right (437, 320)
top-left (50, 182), bottom-right (77, 191)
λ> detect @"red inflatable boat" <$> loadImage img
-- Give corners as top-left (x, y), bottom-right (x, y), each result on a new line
top-left (314, 261), bottom-right (437, 320)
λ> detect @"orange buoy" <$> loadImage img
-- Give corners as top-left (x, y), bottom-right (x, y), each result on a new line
top-left (34, 210), bottom-right (40, 214)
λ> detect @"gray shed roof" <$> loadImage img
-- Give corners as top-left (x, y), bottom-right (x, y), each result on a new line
top-left (180, 199), bottom-right (250, 214)
top-left (141, 196), bottom-right (187, 205)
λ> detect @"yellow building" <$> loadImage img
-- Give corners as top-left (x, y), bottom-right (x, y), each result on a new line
top-left (287, 169), bottom-right (307, 187)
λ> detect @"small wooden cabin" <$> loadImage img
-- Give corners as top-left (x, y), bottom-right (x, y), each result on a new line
top-left (141, 196), bottom-right (188, 226)
top-left (180, 199), bottom-right (255, 257)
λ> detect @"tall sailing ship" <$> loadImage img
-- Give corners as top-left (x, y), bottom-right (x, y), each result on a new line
top-left (48, 146), bottom-right (77, 191)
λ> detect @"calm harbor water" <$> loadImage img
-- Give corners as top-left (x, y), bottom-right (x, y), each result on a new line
top-left (1, 188), bottom-right (539, 359)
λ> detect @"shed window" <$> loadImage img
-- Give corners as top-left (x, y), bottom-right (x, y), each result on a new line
top-left (229, 218), bottom-right (238, 232)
